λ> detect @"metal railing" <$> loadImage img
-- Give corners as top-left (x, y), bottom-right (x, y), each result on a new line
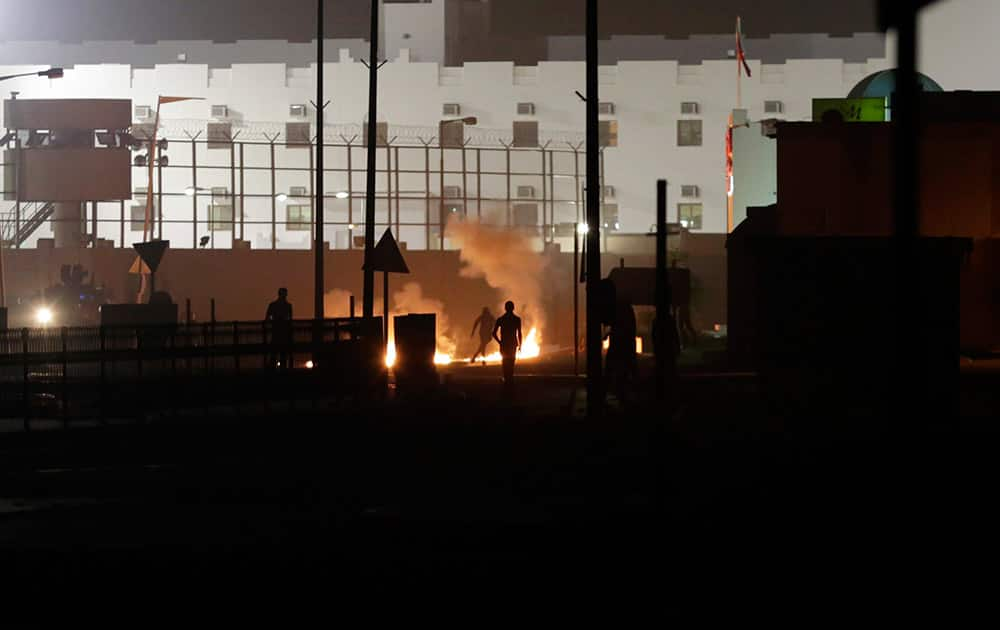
top-left (0, 317), bottom-right (387, 428)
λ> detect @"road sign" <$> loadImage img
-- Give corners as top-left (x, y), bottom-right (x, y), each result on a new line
top-left (133, 239), bottom-right (170, 273)
top-left (363, 229), bottom-right (409, 274)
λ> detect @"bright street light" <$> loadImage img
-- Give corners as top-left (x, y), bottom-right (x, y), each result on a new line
top-left (35, 306), bottom-right (53, 327)
top-left (335, 191), bottom-right (349, 199)
top-left (276, 193), bottom-right (288, 202)
top-left (577, 222), bottom-right (590, 235)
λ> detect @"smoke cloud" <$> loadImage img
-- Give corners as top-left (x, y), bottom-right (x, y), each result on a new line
top-left (446, 216), bottom-right (548, 332)
top-left (324, 282), bottom-right (456, 356)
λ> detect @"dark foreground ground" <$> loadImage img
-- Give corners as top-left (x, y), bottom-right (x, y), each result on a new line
top-left (1, 351), bottom-right (999, 609)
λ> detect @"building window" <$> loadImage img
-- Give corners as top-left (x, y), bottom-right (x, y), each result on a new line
top-left (207, 122), bottom-right (232, 150)
top-left (513, 203), bottom-right (538, 230)
top-left (363, 121), bottom-right (389, 147)
top-left (677, 120), bottom-right (702, 146)
top-left (439, 120), bottom-right (465, 148)
top-left (602, 203), bottom-right (619, 230)
top-left (599, 120), bottom-right (618, 147)
top-left (129, 200), bottom-right (159, 232)
top-left (286, 122), bottom-right (311, 148)
top-left (285, 204), bottom-right (312, 231)
top-left (209, 204), bottom-right (234, 231)
top-left (513, 121), bottom-right (539, 148)
top-left (678, 203), bottom-right (703, 230)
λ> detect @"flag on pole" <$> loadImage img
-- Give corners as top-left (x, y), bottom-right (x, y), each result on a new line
top-left (736, 17), bottom-right (752, 78)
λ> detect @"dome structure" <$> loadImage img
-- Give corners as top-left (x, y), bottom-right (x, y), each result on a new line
top-left (848, 69), bottom-right (944, 100)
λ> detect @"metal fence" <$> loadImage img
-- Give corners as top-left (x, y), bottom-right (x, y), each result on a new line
top-left (0, 317), bottom-right (386, 428)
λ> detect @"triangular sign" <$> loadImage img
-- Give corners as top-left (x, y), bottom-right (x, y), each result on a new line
top-left (133, 240), bottom-right (170, 274)
top-left (128, 256), bottom-right (151, 275)
top-left (363, 229), bottom-right (410, 274)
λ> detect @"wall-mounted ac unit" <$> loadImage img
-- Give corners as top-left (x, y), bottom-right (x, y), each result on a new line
top-left (211, 104), bottom-right (229, 119)
top-left (289, 186), bottom-right (308, 197)
top-left (289, 104), bottom-right (308, 117)
top-left (598, 102), bottom-right (616, 116)
top-left (602, 185), bottom-right (616, 199)
top-left (443, 185), bottom-right (462, 199)
top-left (442, 103), bottom-right (461, 117)
top-left (134, 105), bottom-right (153, 120)
top-left (681, 185), bottom-right (700, 198)
top-left (516, 185), bottom-right (536, 199)
top-left (211, 186), bottom-right (229, 197)
top-left (764, 100), bottom-right (784, 114)
top-left (680, 102), bottom-right (700, 115)
top-left (517, 102), bottom-right (536, 116)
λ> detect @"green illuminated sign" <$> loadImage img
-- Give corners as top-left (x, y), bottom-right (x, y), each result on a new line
top-left (812, 97), bottom-right (886, 122)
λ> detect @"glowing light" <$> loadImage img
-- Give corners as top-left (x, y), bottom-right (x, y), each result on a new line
top-left (602, 336), bottom-right (644, 354)
top-left (434, 352), bottom-right (453, 366)
top-left (305, 360), bottom-right (315, 369)
top-left (385, 342), bottom-right (397, 368)
top-left (276, 193), bottom-right (288, 202)
top-left (184, 187), bottom-right (196, 196)
top-left (35, 307), bottom-right (53, 326)
top-left (348, 223), bottom-right (355, 230)
top-left (577, 223), bottom-right (590, 235)
top-left (477, 328), bottom-right (541, 364)
top-left (336, 191), bottom-right (349, 199)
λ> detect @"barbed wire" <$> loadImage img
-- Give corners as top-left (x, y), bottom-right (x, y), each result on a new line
top-left (150, 119), bottom-right (586, 148)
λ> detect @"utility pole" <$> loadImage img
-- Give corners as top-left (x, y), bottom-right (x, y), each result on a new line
top-left (585, 0), bottom-right (603, 416)
top-left (314, 0), bottom-right (325, 322)
top-left (362, 0), bottom-right (381, 319)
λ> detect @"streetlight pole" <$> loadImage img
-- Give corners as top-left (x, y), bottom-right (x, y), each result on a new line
top-left (315, 0), bottom-right (325, 322)
top-left (585, 0), bottom-right (603, 417)
top-left (362, 0), bottom-right (381, 319)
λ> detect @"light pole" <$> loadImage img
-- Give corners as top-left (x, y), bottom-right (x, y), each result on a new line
top-left (315, 0), bottom-right (326, 325)
top-left (362, 0), bottom-right (382, 319)
top-left (585, 0), bottom-right (603, 416)
top-left (0, 68), bottom-right (64, 312)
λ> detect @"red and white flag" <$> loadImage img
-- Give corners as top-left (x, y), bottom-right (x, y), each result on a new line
top-left (736, 17), bottom-right (752, 78)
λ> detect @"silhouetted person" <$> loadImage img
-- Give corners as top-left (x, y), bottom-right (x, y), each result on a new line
top-left (266, 287), bottom-right (293, 369)
top-left (671, 261), bottom-right (697, 348)
top-left (606, 300), bottom-right (637, 403)
top-left (470, 306), bottom-right (496, 364)
top-left (492, 301), bottom-right (522, 395)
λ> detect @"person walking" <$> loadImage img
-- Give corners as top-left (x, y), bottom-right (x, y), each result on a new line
top-left (491, 301), bottom-right (523, 396)
top-left (470, 306), bottom-right (496, 364)
top-left (265, 287), bottom-right (293, 369)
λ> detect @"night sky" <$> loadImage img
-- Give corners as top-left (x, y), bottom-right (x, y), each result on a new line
top-left (0, 0), bottom-right (880, 44)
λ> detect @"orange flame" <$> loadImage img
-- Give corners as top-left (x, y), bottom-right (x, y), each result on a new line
top-left (385, 328), bottom-right (541, 368)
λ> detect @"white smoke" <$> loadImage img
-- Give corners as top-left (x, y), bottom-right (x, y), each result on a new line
top-left (446, 216), bottom-right (548, 332)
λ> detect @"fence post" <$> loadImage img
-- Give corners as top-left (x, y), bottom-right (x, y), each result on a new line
top-left (21, 328), bottom-right (29, 431)
top-left (233, 321), bottom-right (240, 374)
top-left (100, 326), bottom-right (107, 424)
top-left (61, 327), bottom-right (68, 428)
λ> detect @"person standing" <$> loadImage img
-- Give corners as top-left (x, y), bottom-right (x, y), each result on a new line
top-left (470, 306), bottom-right (496, 364)
top-left (265, 287), bottom-right (293, 369)
top-left (491, 301), bottom-right (523, 395)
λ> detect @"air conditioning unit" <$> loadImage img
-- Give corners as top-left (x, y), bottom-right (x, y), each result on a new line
top-left (442, 103), bottom-right (461, 117)
top-left (681, 185), bottom-right (700, 198)
top-left (134, 105), bottom-right (153, 120)
top-left (602, 185), bottom-right (616, 199)
top-left (598, 102), bottom-right (616, 116)
top-left (289, 104), bottom-right (308, 117)
top-left (517, 102), bottom-right (536, 116)
top-left (289, 186), bottom-right (308, 197)
top-left (516, 185), bottom-right (536, 199)
top-left (761, 118), bottom-right (779, 138)
top-left (443, 185), bottom-right (462, 199)
top-left (764, 100), bottom-right (784, 114)
top-left (680, 102), bottom-right (700, 115)
top-left (211, 186), bottom-right (229, 198)
top-left (211, 104), bottom-right (229, 119)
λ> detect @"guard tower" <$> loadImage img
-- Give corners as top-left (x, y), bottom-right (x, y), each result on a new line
top-left (3, 98), bottom-right (132, 247)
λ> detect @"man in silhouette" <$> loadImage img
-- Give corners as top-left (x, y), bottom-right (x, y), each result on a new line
top-left (491, 301), bottom-right (523, 394)
top-left (470, 306), bottom-right (496, 364)
top-left (265, 287), bottom-right (293, 369)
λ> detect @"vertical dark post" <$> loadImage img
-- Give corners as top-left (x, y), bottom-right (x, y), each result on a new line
top-left (585, 0), bottom-right (603, 416)
top-left (186, 298), bottom-right (192, 324)
top-left (505, 146), bottom-right (512, 226)
top-left (350, 294), bottom-right (356, 319)
top-left (476, 148), bottom-right (482, 219)
top-left (395, 146), bottom-right (401, 234)
top-left (347, 140), bottom-right (354, 249)
top-left (60, 327), bottom-right (68, 427)
top-left (541, 147), bottom-right (548, 242)
top-left (573, 147), bottom-right (581, 377)
top-left (119, 200), bottom-right (125, 248)
top-left (99, 326), bottom-right (107, 424)
top-left (191, 139), bottom-right (198, 248)
top-left (383, 271), bottom-right (389, 356)
top-left (424, 144), bottom-right (431, 249)
top-left (461, 142), bottom-right (468, 222)
top-left (210, 298), bottom-right (216, 323)
top-left (149, 270), bottom-right (156, 297)
top-left (157, 158), bottom-right (164, 239)
top-left (439, 145), bottom-right (445, 250)
top-left (239, 142), bottom-right (246, 241)
top-left (386, 143), bottom-right (393, 224)
top-left (315, 0), bottom-right (326, 322)
top-left (21, 328), bottom-right (29, 431)
top-left (655, 180), bottom-right (670, 398)
top-left (91, 201), bottom-right (98, 245)
top-left (891, 4), bottom-right (920, 418)
top-left (270, 141), bottom-right (277, 250)
top-left (362, 0), bottom-right (380, 318)
top-left (229, 140), bottom-right (237, 243)
top-left (14, 136), bottom-right (21, 250)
